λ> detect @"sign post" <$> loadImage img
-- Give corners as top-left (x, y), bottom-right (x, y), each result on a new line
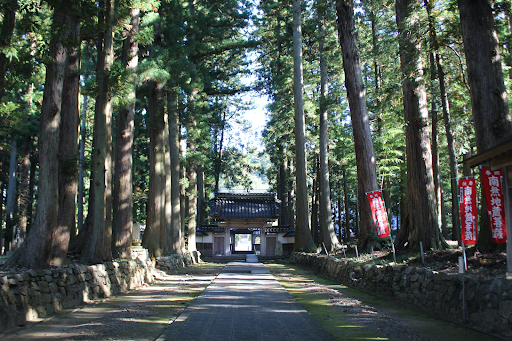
top-left (366, 190), bottom-right (396, 263)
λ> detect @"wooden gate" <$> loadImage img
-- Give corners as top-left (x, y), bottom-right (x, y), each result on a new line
top-left (266, 236), bottom-right (276, 255)
top-left (214, 236), bottom-right (225, 255)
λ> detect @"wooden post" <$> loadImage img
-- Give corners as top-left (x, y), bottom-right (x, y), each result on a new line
top-left (503, 166), bottom-right (512, 278)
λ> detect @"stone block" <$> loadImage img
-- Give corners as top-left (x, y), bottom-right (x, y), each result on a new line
top-left (37, 281), bottom-right (50, 293)
top-left (48, 283), bottom-right (59, 293)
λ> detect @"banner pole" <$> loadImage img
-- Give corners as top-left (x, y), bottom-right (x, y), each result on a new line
top-left (420, 241), bottom-right (425, 266)
top-left (462, 243), bottom-right (467, 271)
top-left (390, 235), bottom-right (396, 264)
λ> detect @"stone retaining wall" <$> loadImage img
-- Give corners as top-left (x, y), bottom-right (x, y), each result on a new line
top-left (291, 252), bottom-right (512, 339)
top-left (0, 250), bottom-right (200, 331)
top-left (156, 251), bottom-right (201, 271)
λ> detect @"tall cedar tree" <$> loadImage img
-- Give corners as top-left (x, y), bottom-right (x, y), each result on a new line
top-left (169, 89), bottom-right (182, 253)
top-left (0, 0), bottom-right (18, 102)
top-left (319, 0), bottom-right (341, 252)
top-left (336, 0), bottom-right (379, 250)
top-left (143, 80), bottom-right (166, 257)
top-left (458, 0), bottom-right (512, 251)
top-left (113, 7), bottom-right (139, 259)
top-left (81, 0), bottom-right (115, 264)
top-left (293, 0), bottom-right (316, 252)
top-left (7, 0), bottom-right (78, 268)
top-left (424, 0), bottom-right (460, 244)
top-left (51, 9), bottom-right (81, 266)
top-left (395, 0), bottom-right (444, 251)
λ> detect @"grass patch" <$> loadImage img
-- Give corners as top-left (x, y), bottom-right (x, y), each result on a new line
top-left (268, 263), bottom-right (500, 341)
top-left (269, 263), bottom-right (387, 341)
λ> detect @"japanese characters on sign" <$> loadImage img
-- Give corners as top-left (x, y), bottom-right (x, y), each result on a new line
top-left (480, 167), bottom-right (507, 244)
top-left (459, 178), bottom-right (478, 245)
top-left (366, 191), bottom-right (390, 238)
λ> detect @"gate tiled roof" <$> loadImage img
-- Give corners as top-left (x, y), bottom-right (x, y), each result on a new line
top-left (210, 192), bottom-right (281, 219)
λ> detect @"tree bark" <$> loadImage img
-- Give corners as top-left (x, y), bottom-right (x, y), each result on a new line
top-left (311, 166), bottom-right (319, 244)
top-left (343, 169), bottom-right (350, 241)
top-left (429, 53), bottom-right (443, 238)
top-left (169, 89), bottom-right (182, 253)
top-left (17, 136), bottom-right (33, 247)
top-left (51, 14), bottom-right (80, 266)
top-left (197, 166), bottom-right (204, 225)
top-left (319, 0), bottom-right (340, 252)
top-left (337, 0), bottom-right (379, 250)
top-left (163, 109), bottom-right (172, 254)
top-left (424, 0), bottom-right (460, 244)
top-left (395, 0), bottom-right (444, 251)
top-left (82, 0), bottom-right (114, 264)
top-left (5, 137), bottom-right (17, 251)
top-left (0, 0), bottom-right (18, 102)
top-left (186, 140), bottom-right (197, 252)
top-left (279, 155), bottom-right (289, 226)
top-left (142, 81), bottom-right (165, 257)
top-left (292, 0), bottom-right (315, 252)
top-left (113, 7), bottom-right (139, 259)
top-left (77, 96), bottom-right (87, 236)
top-left (8, 0), bottom-right (72, 268)
top-left (458, 0), bottom-right (512, 251)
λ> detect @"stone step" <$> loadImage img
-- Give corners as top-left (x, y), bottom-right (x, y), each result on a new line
top-left (246, 254), bottom-right (258, 263)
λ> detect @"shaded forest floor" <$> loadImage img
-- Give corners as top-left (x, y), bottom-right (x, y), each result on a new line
top-left (331, 244), bottom-right (508, 278)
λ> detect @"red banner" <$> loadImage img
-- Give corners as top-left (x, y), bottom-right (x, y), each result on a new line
top-left (459, 178), bottom-right (478, 245)
top-left (366, 191), bottom-right (390, 238)
top-left (480, 167), bottom-right (507, 243)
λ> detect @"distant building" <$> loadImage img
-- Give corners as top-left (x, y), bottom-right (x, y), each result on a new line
top-left (196, 191), bottom-right (294, 256)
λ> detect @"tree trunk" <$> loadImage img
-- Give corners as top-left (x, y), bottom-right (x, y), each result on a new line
top-left (51, 15), bottom-right (80, 266)
top-left (343, 169), bottom-right (350, 241)
top-left (458, 0), bottom-right (512, 251)
top-left (113, 8), bottom-right (139, 259)
top-left (103, 0), bottom-right (115, 262)
top-left (82, 0), bottom-right (114, 264)
top-left (214, 111), bottom-right (226, 192)
top-left (186, 140), bottom-right (197, 252)
top-left (27, 145), bottom-right (37, 234)
top-left (16, 136), bottom-right (31, 249)
top-left (142, 81), bottom-right (165, 257)
top-left (197, 166), bottom-right (204, 226)
top-left (169, 89), bottom-right (182, 253)
top-left (77, 96), bottom-right (87, 236)
top-left (279, 155), bottom-right (289, 226)
top-left (0, 0), bottom-right (18, 102)
top-left (429, 53), bottom-right (443, 238)
top-left (395, 0), bottom-right (444, 251)
top-left (180, 163), bottom-right (186, 251)
top-left (337, 0), bottom-right (379, 250)
top-left (311, 168), bottom-right (319, 244)
top-left (5, 137), bottom-right (17, 251)
top-left (163, 109), bottom-right (172, 254)
top-left (319, 0), bottom-right (340, 252)
top-left (424, 0), bottom-right (460, 244)
top-left (292, 0), bottom-right (315, 252)
top-left (8, 0), bottom-right (72, 268)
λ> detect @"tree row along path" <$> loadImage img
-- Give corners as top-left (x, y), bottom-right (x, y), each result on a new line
top-left (1, 262), bottom-right (501, 341)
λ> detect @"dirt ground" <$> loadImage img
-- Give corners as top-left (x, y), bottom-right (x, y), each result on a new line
top-left (330, 244), bottom-right (508, 278)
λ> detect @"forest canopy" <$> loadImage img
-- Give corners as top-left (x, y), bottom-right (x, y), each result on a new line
top-left (0, 0), bottom-right (511, 269)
